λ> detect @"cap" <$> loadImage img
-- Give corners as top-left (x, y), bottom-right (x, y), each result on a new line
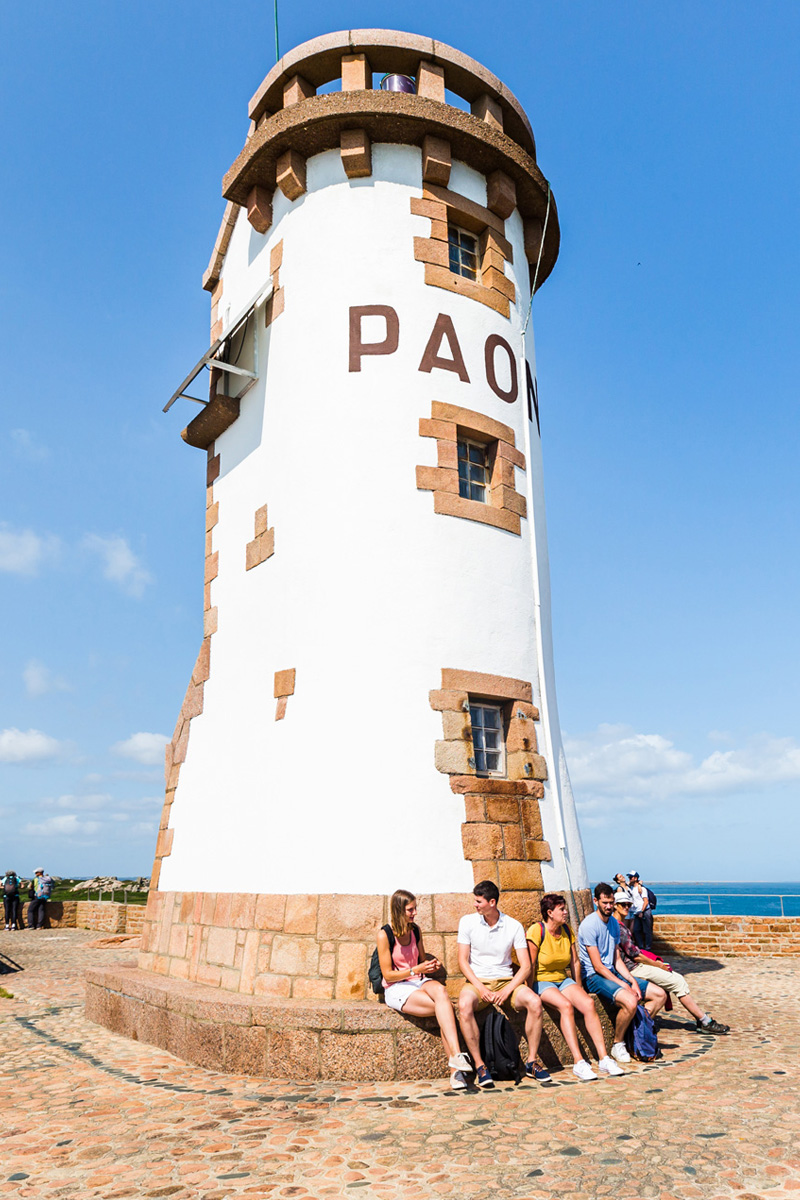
top-left (614, 890), bottom-right (632, 904)
top-left (628, 871), bottom-right (639, 878)
top-left (35, 868), bottom-right (44, 874)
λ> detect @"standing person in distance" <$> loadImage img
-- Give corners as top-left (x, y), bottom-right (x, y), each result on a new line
top-left (628, 871), bottom-right (653, 950)
top-left (526, 893), bottom-right (624, 1080)
top-left (27, 868), bottom-right (54, 930)
top-left (2, 870), bottom-right (21, 930)
top-left (457, 880), bottom-right (550, 1089)
top-left (613, 873), bottom-right (634, 906)
top-left (377, 889), bottom-right (472, 1091)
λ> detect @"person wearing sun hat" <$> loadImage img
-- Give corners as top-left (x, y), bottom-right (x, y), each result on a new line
top-left (613, 891), bottom-right (729, 1035)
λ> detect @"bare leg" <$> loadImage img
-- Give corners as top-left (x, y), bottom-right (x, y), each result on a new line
top-left (565, 986), bottom-right (609, 1061)
top-left (457, 987), bottom-right (484, 1068)
top-left (402, 981), bottom-right (461, 1058)
top-left (514, 986), bottom-right (543, 1065)
top-left (613, 987), bottom-right (638, 1042)
top-left (540, 988), bottom-right (585, 1064)
top-left (678, 992), bottom-right (706, 1022)
top-left (642, 982), bottom-right (667, 1018)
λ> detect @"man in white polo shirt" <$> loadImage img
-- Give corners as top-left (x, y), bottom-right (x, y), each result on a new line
top-left (457, 880), bottom-right (549, 1088)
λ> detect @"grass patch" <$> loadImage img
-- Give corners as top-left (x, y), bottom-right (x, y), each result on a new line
top-left (0, 987), bottom-right (14, 1000)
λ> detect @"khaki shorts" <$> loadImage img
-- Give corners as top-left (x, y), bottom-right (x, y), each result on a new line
top-left (632, 962), bottom-right (690, 999)
top-left (462, 978), bottom-right (528, 1012)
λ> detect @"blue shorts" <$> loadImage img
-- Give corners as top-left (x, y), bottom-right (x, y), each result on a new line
top-left (582, 967), bottom-right (646, 1003)
top-left (534, 978), bottom-right (578, 996)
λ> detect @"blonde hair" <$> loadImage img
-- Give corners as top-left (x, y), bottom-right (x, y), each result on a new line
top-left (389, 889), bottom-right (417, 937)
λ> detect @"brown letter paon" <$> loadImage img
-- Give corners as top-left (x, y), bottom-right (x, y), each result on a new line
top-left (485, 333), bottom-right (518, 403)
top-left (418, 313), bottom-right (470, 382)
top-left (348, 305), bottom-right (399, 372)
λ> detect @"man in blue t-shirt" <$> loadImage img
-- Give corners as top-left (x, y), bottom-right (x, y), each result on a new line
top-left (578, 882), bottom-right (665, 1064)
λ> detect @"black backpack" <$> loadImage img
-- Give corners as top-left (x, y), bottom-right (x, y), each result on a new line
top-left (645, 887), bottom-right (657, 910)
top-left (3, 874), bottom-right (18, 896)
top-left (368, 923), bottom-right (421, 995)
top-left (479, 1006), bottom-right (523, 1084)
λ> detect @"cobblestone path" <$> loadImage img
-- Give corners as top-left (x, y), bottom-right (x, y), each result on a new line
top-left (1, 929), bottom-right (798, 1199)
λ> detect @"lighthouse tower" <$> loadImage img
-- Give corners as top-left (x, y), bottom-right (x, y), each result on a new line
top-left (116, 29), bottom-right (590, 1072)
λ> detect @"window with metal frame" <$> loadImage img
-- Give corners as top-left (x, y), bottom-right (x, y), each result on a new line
top-left (469, 701), bottom-right (505, 776)
top-left (458, 438), bottom-right (490, 502)
top-left (448, 225), bottom-right (479, 281)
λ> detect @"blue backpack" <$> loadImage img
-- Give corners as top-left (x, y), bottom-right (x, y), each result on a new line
top-left (625, 1003), bottom-right (659, 1062)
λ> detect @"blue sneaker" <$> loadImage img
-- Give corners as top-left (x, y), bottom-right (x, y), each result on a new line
top-left (525, 1060), bottom-right (552, 1083)
top-left (476, 1065), bottom-right (494, 1089)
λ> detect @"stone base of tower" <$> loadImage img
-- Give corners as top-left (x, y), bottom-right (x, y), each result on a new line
top-left (85, 958), bottom-right (613, 1081)
top-left (85, 887), bottom-right (600, 1080)
top-left (133, 889), bottom-right (593, 1002)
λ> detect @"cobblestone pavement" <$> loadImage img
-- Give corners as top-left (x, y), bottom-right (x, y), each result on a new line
top-left (1, 929), bottom-right (798, 1199)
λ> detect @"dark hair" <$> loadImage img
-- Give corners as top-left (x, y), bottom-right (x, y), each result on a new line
top-left (539, 892), bottom-right (566, 921)
top-left (473, 880), bottom-right (500, 904)
top-left (594, 881), bottom-right (614, 901)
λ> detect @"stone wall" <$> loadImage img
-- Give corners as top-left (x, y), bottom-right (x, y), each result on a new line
top-left (18, 900), bottom-right (144, 934)
top-left (653, 915), bottom-right (800, 957)
top-left (138, 889), bottom-right (594, 1001)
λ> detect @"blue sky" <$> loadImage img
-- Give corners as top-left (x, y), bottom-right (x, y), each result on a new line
top-left (1, 2), bottom-right (798, 881)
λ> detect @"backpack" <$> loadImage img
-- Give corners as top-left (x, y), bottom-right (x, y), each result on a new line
top-left (368, 923), bottom-right (420, 995)
top-left (3, 874), bottom-right (18, 896)
top-left (625, 1003), bottom-right (659, 1062)
top-left (645, 887), bottom-right (657, 910)
top-left (479, 1006), bottom-right (523, 1084)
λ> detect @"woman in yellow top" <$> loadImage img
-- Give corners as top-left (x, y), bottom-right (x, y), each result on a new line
top-left (526, 893), bottom-right (624, 1081)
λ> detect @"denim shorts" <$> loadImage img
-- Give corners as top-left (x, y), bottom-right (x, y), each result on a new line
top-left (534, 978), bottom-right (578, 996)
top-left (582, 967), bottom-right (636, 1002)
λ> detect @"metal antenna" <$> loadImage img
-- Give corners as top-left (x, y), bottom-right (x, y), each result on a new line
top-left (274, 0), bottom-right (280, 63)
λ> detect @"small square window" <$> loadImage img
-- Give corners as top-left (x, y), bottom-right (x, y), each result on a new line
top-left (448, 225), bottom-right (479, 281)
top-left (469, 701), bottom-right (505, 776)
top-left (458, 438), bottom-right (490, 503)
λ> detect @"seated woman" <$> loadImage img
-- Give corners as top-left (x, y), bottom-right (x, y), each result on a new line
top-left (526, 893), bottom-right (625, 1080)
top-left (377, 889), bottom-right (472, 1090)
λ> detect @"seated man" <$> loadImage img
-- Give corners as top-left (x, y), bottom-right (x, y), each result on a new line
top-left (613, 891), bottom-right (730, 1034)
top-left (457, 880), bottom-right (549, 1089)
top-left (578, 882), bottom-right (667, 1064)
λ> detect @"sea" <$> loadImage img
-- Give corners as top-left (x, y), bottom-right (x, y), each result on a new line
top-left (638, 882), bottom-right (800, 918)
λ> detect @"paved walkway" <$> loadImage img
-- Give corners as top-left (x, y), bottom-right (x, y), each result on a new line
top-left (1, 929), bottom-right (798, 1199)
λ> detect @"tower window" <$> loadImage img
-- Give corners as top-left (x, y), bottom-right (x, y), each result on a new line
top-left (448, 225), bottom-right (478, 280)
top-left (469, 702), bottom-right (505, 776)
top-left (458, 438), bottom-right (490, 502)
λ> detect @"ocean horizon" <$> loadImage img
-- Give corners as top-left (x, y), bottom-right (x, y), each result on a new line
top-left (598, 881), bottom-right (800, 917)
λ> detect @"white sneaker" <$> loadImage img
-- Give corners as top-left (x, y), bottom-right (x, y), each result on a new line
top-left (611, 1042), bottom-right (631, 1064)
top-left (448, 1052), bottom-right (473, 1073)
top-left (572, 1060), bottom-right (598, 1081)
top-left (598, 1055), bottom-right (625, 1077)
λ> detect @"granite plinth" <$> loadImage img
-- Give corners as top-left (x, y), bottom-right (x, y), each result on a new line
top-left (85, 964), bottom-right (614, 1080)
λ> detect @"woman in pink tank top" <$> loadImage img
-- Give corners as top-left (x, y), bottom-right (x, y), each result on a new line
top-left (377, 889), bottom-right (472, 1090)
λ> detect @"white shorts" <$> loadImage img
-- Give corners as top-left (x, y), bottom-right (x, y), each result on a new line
top-left (384, 977), bottom-right (428, 1012)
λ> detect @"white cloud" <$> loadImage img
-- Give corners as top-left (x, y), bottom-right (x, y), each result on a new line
top-left (42, 793), bottom-right (113, 812)
top-left (111, 732), bottom-right (169, 766)
top-left (23, 659), bottom-right (71, 697)
top-left (82, 534), bottom-right (152, 597)
top-left (22, 813), bottom-right (101, 838)
top-left (11, 428), bottom-right (50, 462)
top-left (0, 524), bottom-right (53, 576)
top-left (566, 724), bottom-right (800, 824)
top-left (0, 727), bottom-right (66, 764)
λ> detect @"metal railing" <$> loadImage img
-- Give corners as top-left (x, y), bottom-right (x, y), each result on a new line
top-left (659, 893), bottom-right (800, 917)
